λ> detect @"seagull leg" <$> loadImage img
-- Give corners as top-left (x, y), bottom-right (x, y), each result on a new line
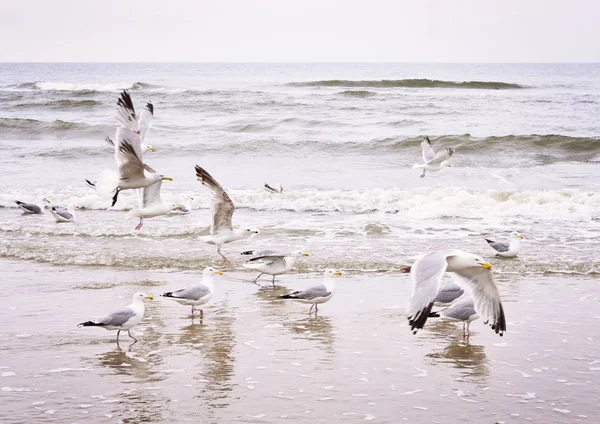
top-left (217, 246), bottom-right (232, 265)
top-left (127, 330), bottom-right (138, 342)
top-left (135, 218), bottom-right (144, 231)
top-left (116, 330), bottom-right (121, 343)
top-left (272, 275), bottom-right (276, 286)
top-left (191, 306), bottom-right (195, 317)
top-left (252, 273), bottom-right (264, 284)
top-left (309, 304), bottom-right (314, 315)
top-left (315, 304), bottom-right (319, 315)
top-left (420, 171), bottom-right (426, 179)
top-left (200, 309), bottom-right (204, 319)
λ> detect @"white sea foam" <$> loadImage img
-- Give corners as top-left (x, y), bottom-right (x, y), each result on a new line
top-left (33, 82), bottom-right (142, 92)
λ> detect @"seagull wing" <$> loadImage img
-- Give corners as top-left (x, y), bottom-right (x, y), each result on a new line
top-left (485, 239), bottom-right (510, 253)
top-left (286, 284), bottom-right (330, 300)
top-left (115, 90), bottom-right (143, 159)
top-left (421, 137), bottom-right (436, 163)
top-left (142, 180), bottom-right (163, 208)
top-left (452, 266), bottom-right (506, 335)
top-left (427, 147), bottom-right (454, 165)
top-left (138, 101), bottom-right (154, 142)
top-left (195, 165), bottom-right (234, 234)
top-left (97, 306), bottom-right (137, 327)
top-left (407, 251), bottom-right (449, 333)
top-left (116, 141), bottom-right (145, 180)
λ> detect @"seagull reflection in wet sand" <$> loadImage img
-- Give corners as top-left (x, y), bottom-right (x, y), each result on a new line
top-left (284, 316), bottom-right (336, 354)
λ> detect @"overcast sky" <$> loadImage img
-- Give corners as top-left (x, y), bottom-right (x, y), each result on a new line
top-left (0, 0), bottom-right (598, 62)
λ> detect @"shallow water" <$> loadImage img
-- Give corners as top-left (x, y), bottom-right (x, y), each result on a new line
top-left (1, 260), bottom-right (599, 423)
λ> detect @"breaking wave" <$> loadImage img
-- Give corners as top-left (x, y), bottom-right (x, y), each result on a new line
top-left (290, 79), bottom-right (525, 89)
top-left (3, 81), bottom-right (155, 92)
top-left (0, 117), bottom-right (112, 139)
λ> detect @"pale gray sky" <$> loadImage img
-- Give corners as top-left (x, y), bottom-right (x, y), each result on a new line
top-left (0, 0), bottom-right (598, 62)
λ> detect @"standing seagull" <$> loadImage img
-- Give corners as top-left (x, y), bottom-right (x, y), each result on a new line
top-left (243, 250), bottom-right (309, 285)
top-left (280, 269), bottom-right (342, 315)
top-left (46, 205), bottom-right (79, 223)
top-left (78, 292), bottom-right (154, 343)
top-left (429, 295), bottom-right (479, 336)
top-left (126, 165), bottom-right (184, 230)
top-left (110, 91), bottom-right (172, 207)
top-left (485, 231), bottom-right (524, 258)
top-left (194, 165), bottom-right (259, 264)
top-left (14, 198), bottom-right (51, 214)
top-left (406, 250), bottom-right (506, 337)
top-left (412, 136), bottom-right (454, 178)
top-left (160, 267), bottom-right (223, 318)
top-left (434, 280), bottom-right (465, 304)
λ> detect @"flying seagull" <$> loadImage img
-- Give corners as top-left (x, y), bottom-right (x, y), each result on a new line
top-left (412, 136), bottom-right (454, 178)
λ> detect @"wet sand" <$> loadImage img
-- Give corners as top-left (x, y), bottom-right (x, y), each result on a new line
top-left (0, 259), bottom-right (599, 423)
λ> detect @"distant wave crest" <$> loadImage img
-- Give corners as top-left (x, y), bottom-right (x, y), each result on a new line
top-left (4, 81), bottom-right (154, 92)
top-left (291, 79), bottom-right (525, 89)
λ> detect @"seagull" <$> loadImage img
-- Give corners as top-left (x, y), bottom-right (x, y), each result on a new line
top-left (194, 165), bottom-right (259, 264)
top-left (243, 250), bottom-right (309, 285)
top-left (160, 267), bottom-right (223, 318)
top-left (485, 231), bottom-right (524, 258)
top-left (429, 294), bottom-right (479, 336)
top-left (14, 198), bottom-right (51, 214)
top-left (46, 205), bottom-right (79, 223)
top-left (110, 91), bottom-right (172, 207)
top-left (412, 136), bottom-right (454, 178)
top-left (434, 280), bottom-right (464, 304)
top-left (78, 292), bottom-right (154, 343)
top-left (264, 183), bottom-right (283, 193)
top-left (126, 165), bottom-right (184, 230)
top-left (406, 249), bottom-right (506, 337)
top-left (280, 269), bottom-right (342, 315)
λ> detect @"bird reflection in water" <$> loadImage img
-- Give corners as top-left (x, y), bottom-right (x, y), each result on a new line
top-left (425, 321), bottom-right (489, 384)
top-left (284, 316), bottom-right (336, 356)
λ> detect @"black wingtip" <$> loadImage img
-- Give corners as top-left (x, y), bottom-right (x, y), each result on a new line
top-left (111, 188), bottom-right (120, 207)
top-left (425, 136), bottom-right (431, 144)
top-left (85, 179), bottom-right (95, 187)
top-left (408, 302), bottom-right (434, 334)
top-left (78, 321), bottom-right (99, 327)
top-left (14, 200), bottom-right (23, 206)
top-left (161, 292), bottom-right (174, 298)
top-left (484, 239), bottom-right (494, 245)
top-left (428, 311), bottom-right (440, 318)
top-left (146, 101), bottom-right (154, 115)
top-left (240, 250), bottom-right (255, 256)
top-left (280, 294), bottom-right (294, 299)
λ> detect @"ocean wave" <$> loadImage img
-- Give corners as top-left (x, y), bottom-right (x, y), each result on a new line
top-left (3, 81), bottom-right (154, 92)
top-left (337, 90), bottom-right (377, 98)
top-left (290, 79), bottom-right (525, 89)
top-left (0, 117), bottom-right (112, 139)
top-left (14, 99), bottom-right (103, 110)
top-left (1, 187), bottom-right (597, 221)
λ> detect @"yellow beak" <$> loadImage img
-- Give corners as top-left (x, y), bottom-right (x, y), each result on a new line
top-left (216, 271), bottom-right (224, 275)
top-left (75, 206), bottom-right (81, 209)
top-left (303, 253), bottom-right (309, 257)
top-left (44, 199), bottom-right (51, 203)
top-left (163, 177), bottom-right (173, 181)
top-left (480, 262), bottom-right (493, 271)
top-left (145, 295), bottom-right (154, 300)
top-left (519, 236), bottom-right (524, 239)
top-left (149, 147), bottom-right (157, 152)
top-left (335, 271), bottom-right (342, 276)
top-left (175, 205), bottom-right (184, 210)
top-left (447, 164), bottom-right (452, 167)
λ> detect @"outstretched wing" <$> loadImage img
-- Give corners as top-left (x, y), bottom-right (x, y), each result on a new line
top-left (138, 101), bottom-right (154, 142)
top-left (427, 147), bottom-right (454, 165)
top-left (116, 140), bottom-right (145, 180)
top-left (195, 165), bottom-right (234, 234)
top-left (452, 266), bottom-right (506, 335)
top-left (407, 251), bottom-right (449, 333)
top-left (114, 91), bottom-right (143, 159)
top-left (421, 137), bottom-right (436, 163)
top-left (142, 180), bottom-right (163, 208)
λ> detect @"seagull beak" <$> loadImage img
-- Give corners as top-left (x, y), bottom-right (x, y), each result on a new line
top-left (149, 147), bottom-right (157, 152)
top-left (145, 295), bottom-right (154, 300)
top-left (175, 205), bottom-right (184, 210)
top-left (216, 271), bottom-right (224, 275)
top-left (75, 206), bottom-right (81, 209)
top-left (44, 198), bottom-right (51, 203)
top-left (303, 253), bottom-right (309, 257)
top-left (447, 164), bottom-right (452, 168)
top-left (335, 271), bottom-right (342, 276)
top-left (480, 262), bottom-right (493, 271)
top-left (519, 235), bottom-right (524, 239)
top-left (163, 177), bottom-right (173, 181)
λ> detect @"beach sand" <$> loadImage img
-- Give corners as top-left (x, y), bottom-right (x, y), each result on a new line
top-left (1, 259), bottom-right (598, 423)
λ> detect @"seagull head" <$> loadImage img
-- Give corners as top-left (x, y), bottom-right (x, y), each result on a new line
top-left (204, 267), bottom-right (224, 277)
top-left (510, 231), bottom-right (524, 240)
top-left (291, 250), bottom-right (309, 257)
top-left (324, 269), bottom-right (342, 278)
top-left (133, 292), bottom-right (154, 302)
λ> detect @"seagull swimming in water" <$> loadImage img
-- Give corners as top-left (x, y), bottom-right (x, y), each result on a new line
top-left (264, 183), bottom-right (283, 193)
top-left (412, 136), bottom-right (454, 178)
top-left (485, 231), bottom-right (524, 258)
top-left (406, 249), bottom-right (506, 337)
top-left (194, 165), bottom-right (259, 264)
top-left (46, 204), bottom-right (79, 223)
top-left (14, 198), bottom-right (51, 214)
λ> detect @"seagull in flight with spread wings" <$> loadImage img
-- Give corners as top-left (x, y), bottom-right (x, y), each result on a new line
top-left (110, 91), bottom-right (172, 207)
top-left (412, 136), bottom-right (454, 179)
top-left (194, 165), bottom-right (259, 264)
